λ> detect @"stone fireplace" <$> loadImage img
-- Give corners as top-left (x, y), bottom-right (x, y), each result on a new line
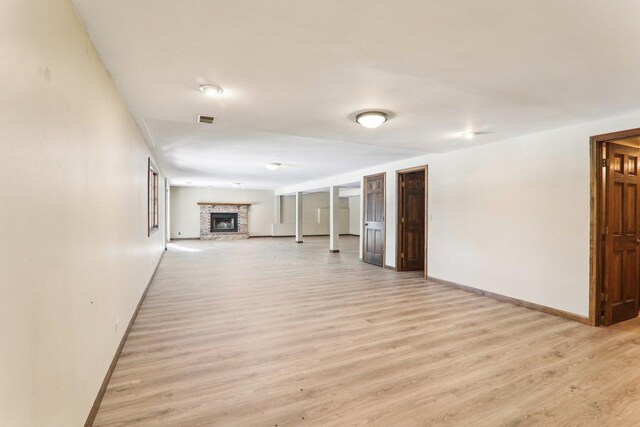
top-left (198, 203), bottom-right (250, 240)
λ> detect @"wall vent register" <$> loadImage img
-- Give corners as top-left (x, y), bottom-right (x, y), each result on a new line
top-left (198, 115), bottom-right (215, 124)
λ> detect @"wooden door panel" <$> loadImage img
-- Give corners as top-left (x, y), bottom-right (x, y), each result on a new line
top-left (623, 248), bottom-right (637, 301)
top-left (405, 233), bottom-right (423, 265)
top-left (629, 156), bottom-right (638, 175)
top-left (371, 193), bottom-right (384, 222)
top-left (373, 229), bottom-right (383, 260)
top-left (612, 153), bottom-right (624, 173)
top-left (611, 182), bottom-right (623, 235)
top-left (363, 173), bottom-right (385, 267)
top-left (614, 247), bottom-right (637, 321)
top-left (610, 251), bottom-right (622, 302)
top-left (626, 184), bottom-right (637, 233)
top-left (367, 194), bottom-right (375, 218)
top-left (604, 143), bottom-right (640, 325)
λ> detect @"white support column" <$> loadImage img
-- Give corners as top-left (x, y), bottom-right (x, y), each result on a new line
top-left (274, 195), bottom-right (281, 224)
top-left (295, 191), bottom-right (303, 243)
top-left (359, 178), bottom-right (364, 260)
top-left (329, 186), bottom-right (340, 253)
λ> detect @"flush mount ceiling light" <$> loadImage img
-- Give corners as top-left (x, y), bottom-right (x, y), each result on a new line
top-left (199, 84), bottom-right (224, 96)
top-left (265, 162), bottom-right (283, 170)
top-left (461, 131), bottom-right (479, 140)
top-left (231, 182), bottom-right (242, 188)
top-left (356, 111), bottom-right (388, 128)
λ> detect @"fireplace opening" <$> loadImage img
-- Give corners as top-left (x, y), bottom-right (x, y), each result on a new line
top-left (211, 213), bottom-right (238, 233)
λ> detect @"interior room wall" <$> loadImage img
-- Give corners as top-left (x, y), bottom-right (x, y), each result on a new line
top-left (278, 193), bottom-right (350, 235)
top-left (349, 196), bottom-right (361, 235)
top-left (0, 1), bottom-right (166, 425)
top-left (339, 187), bottom-right (361, 197)
top-left (170, 186), bottom-right (275, 238)
top-left (276, 109), bottom-right (640, 318)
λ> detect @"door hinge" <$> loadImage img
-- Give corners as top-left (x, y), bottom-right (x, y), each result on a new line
top-left (602, 225), bottom-right (608, 237)
top-left (602, 158), bottom-right (608, 167)
top-left (401, 217), bottom-right (405, 223)
top-left (401, 252), bottom-right (404, 258)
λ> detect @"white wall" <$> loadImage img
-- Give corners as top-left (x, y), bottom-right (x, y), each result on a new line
top-left (170, 186), bottom-right (275, 238)
top-left (428, 130), bottom-right (586, 316)
top-left (339, 188), bottom-right (361, 197)
top-left (276, 110), bottom-right (640, 318)
top-left (0, 1), bottom-right (166, 425)
top-left (349, 196), bottom-right (361, 235)
top-left (278, 193), bottom-right (350, 235)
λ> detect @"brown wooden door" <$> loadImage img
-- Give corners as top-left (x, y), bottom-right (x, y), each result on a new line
top-left (603, 143), bottom-right (640, 325)
top-left (400, 170), bottom-right (425, 271)
top-left (363, 173), bottom-right (385, 267)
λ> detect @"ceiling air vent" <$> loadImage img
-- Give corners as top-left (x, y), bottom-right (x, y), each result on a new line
top-left (198, 115), bottom-right (215, 124)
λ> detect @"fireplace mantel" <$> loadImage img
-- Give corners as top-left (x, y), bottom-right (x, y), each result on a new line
top-left (197, 202), bottom-right (252, 206)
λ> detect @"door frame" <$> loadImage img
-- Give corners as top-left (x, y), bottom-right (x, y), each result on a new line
top-left (396, 165), bottom-right (429, 279)
top-left (362, 172), bottom-right (386, 267)
top-left (590, 127), bottom-right (640, 326)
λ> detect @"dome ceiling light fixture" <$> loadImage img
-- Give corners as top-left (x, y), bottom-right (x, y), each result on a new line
top-left (461, 131), bottom-right (479, 140)
top-left (199, 84), bottom-right (224, 96)
top-left (355, 111), bottom-right (388, 129)
top-left (265, 162), bottom-right (283, 170)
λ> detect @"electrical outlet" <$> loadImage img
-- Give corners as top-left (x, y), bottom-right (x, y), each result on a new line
top-left (115, 318), bottom-right (120, 332)
top-left (428, 214), bottom-right (433, 221)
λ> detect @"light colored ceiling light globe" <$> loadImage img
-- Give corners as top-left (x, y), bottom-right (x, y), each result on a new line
top-left (199, 84), bottom-right (224, 96)
top-left (356, 111), bottom-right (388, 128)
top-left (461, 131), bottom-right (478, 140)
top-left (231, 182), bottom-right (242, 188)
top-left (266, 162), bottom-right (283, 170)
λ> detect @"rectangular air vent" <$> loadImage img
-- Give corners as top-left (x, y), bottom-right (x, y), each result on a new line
top-left (198, 115), bottom-right (215, 124)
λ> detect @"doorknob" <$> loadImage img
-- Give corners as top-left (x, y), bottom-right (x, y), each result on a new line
top-left (364, 222), bottom-right (369, 226)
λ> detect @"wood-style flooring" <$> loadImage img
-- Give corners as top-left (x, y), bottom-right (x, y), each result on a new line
top-left (94, 236), bottom-right (640, 426)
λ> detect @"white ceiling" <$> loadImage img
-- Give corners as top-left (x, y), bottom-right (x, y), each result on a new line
top-left (141, 118), bottom-right (416, 188)
top-left (73, 0), bottom-right (640, 189)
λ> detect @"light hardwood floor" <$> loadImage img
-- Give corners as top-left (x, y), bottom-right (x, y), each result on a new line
top-left (94, 236), bottom-right (640, 426)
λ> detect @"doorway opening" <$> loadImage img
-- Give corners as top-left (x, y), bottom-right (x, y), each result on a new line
top-left (396, 166), bottom-right (428, 279)
top-left (333, 181), bottom-right (362, 257)
top-left (363, 173), bottom-right (386, 267)
top-left (591, 128), bottom-right (640, 326)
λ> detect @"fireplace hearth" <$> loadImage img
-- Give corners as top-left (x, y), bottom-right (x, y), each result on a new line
top-left (211, 213), bottom-right (238, 233)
